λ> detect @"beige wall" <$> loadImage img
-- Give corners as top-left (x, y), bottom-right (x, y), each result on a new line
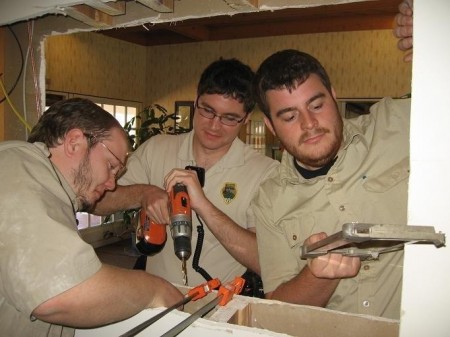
top-left (146, 30), bottom-right (412, 111)
top-left (0, 27), bottom-right (4, 140)
top-left (45, 33), bottom-right (146, 102)
top-left (1, 23), bottom-right (35, 141)
top-left (45, 29), bottom-right (412, 118)
top-left (1, 1), bottom-right (412, 142)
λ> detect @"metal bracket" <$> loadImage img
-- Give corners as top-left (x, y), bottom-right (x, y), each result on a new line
top-left (301, 223), bottom-right (446, 260)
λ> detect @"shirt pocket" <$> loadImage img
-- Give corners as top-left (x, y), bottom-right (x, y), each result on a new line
top-left (363, 157), bottom-right (409, 193)
top-left (282, 214), bottom-right (316, 250)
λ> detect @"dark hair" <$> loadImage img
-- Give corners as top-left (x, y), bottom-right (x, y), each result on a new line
top-left (254, 49), bottom-right (332, 118)
top-left (197, 58), bottom-right (255, 114)
top-left (28, 97), bottom-right (123, 148)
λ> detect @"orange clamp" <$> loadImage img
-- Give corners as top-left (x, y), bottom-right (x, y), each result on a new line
top-left (217, 276), bottom-right (246, 306)
top-left (187, 278), bottom-right (221, 301)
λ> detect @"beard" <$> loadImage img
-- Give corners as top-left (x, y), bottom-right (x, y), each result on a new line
top-left (73, 154), bottom-right (94, 212)
top-left (284, 116), bottom-right (343, 170)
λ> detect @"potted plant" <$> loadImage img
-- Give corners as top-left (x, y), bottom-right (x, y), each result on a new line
top-left (124, 103), bottom-right (187, 150)
top-left (120, 103), bottom-right (190, 246)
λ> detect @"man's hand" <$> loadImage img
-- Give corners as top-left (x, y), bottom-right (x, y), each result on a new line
top-left (164, 168), bottom-right (261, 273)
top-left (164, 168), bottom-right (208, 212)
top-left (394, 0), bottom-right (413, 62)
top-left (305, 232), bottom-right (361, 279)
top-left (141, 185), bottom-right (171, 225)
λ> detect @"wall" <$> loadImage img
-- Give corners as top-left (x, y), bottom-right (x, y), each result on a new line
top-left (45, 29), bottom-right (412, 118)
top-left (400, 0), bottom-right (450, 336)
top-left (0, 27), bottom-right (4, 140)
top-left (146, 30), bottom-right (412, 110)
top-left (45, 32), bottom-right (146, 102)
top-left (0, 14), bottom-right (92, 141)
top-left (2, 1), bottom-right (412, 142)
top-left (2, 23), bottom-right (35, 141)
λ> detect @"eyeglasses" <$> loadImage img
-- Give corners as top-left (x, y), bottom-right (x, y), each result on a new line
top-left (98, 141), bottom-right (127, 179)
top-left (85, 134), bottom-right (127, 180)
top-left (195, 100), bottom-right (246, 126)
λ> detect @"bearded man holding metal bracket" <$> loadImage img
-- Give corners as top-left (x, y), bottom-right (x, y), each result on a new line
top-left (251, 0), bottom-right (417, 320)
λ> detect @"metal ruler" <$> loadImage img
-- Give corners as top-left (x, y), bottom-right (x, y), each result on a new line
top-left (119, 276), bottom-right (245, 337)
top-left (119, 278), bottom-right (221, 337)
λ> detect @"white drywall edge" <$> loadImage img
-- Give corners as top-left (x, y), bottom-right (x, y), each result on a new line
top-left (400, 0), bottom-right (450, 336)
top-left (74, 303), bottom-right (290, 337)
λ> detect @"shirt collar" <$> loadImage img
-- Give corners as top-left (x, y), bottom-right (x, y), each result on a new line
top-left (279, 120), bottom-right (365, 184)
top-left (177, 130), bottom-right (246, 169)
top-left (35, 142), bottom-right (80, 212)
top-left (342, 119), bottom-right (366, 150)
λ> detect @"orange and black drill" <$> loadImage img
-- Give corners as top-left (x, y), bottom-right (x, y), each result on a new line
top-left (169, 183), bottom-right (192, 285)
top-left (135, 214), bottom-right (167, 256)
top-left (135, 183), bottom-right (192, 284)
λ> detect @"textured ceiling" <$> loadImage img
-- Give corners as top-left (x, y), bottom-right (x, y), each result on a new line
top-left (99, 0), bottom-right (400, 46)
top-left (0, 0), bottom-right (400, 46)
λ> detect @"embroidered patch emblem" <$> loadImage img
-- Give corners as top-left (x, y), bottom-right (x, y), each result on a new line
top-left (221, 182), bottom-right (237, 204)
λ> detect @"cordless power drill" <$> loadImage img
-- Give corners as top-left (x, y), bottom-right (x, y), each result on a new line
top-left (169, 183), bottom-right (192, 285)
top-left (135, 213), bottom-right (166, 256)
top-left (135, 183), bottom-right (192, 284)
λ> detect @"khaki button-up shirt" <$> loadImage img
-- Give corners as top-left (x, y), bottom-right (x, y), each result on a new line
top-left (253, 97), bottom-right (410, 319)
top-left (120, 131), bottom-right (279, 285)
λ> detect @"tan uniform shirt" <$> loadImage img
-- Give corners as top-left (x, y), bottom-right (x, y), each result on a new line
top-left (253, 98), bottom-right (411, 319)
top-left (0, 141), bottom-right (102, 337)
top-left (120, 131), bottom-right (279, 286)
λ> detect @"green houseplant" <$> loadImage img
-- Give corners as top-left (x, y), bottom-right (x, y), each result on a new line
top-left (120, 103), bottom-right (190, 226)
top-left (124, 103), bottom-right (184, 150)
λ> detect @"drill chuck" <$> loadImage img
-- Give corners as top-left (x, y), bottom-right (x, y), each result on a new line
top-left (170, 216), bottom-right (192, 260)
top-left (173, 236), bottom-right (191, 260)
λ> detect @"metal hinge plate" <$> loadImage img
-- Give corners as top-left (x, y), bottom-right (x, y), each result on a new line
top-left (301, 223), bottom-right (446, 260)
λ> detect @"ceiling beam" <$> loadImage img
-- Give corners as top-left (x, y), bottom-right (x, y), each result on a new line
top-left (136, 0), bottom-right (174, 13)
top-left (63, 4), bottom-right (113, 28)
top-left (85, 0), bottom-right (126, 16)
top-left (97, 0), bottom-right (400, 47)
top-left (222, 0), bottom-right (259, 10)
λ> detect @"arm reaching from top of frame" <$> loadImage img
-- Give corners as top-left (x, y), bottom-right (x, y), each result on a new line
top-left (394, 0), bottom-right (413, 62)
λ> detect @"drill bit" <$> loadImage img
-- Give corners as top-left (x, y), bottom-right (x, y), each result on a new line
top-left (181, 257), bottom-right (188, 285)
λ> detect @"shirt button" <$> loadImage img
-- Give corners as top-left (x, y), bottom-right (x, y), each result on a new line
top-left (328, 177), bottom-right (333, 182)
top-left (364, 265), bottom-right (370, 271)
top-left (292, 235), bottom-right (297, 241)
top-left (363, 300), bottom-right (370, 307)
top-left (339, 205), bottom-right (345, 211)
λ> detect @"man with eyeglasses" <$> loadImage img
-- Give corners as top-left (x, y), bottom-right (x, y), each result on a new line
top-left (94, 58), bottom-right (279, 289)
top-left (0, 98), bottom-right (183, 337)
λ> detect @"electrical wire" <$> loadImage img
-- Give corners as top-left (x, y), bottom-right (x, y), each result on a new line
top-left (22, 22), bottom-right (32, 138)
top-left (0, 26), bottom-right (24, 104)
top-left (192, 213), bottom-right (213, 282)
top-left (27, 21), bottom-right (42, 117)
top-left (0, 76), bottom-right (32, 131)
